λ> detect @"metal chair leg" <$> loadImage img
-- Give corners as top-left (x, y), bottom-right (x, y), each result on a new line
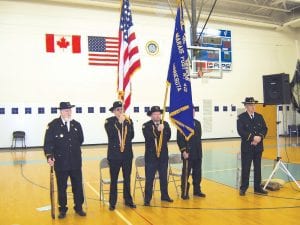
top-left (133, 172), bottom-right (137, 198)
top-left (138, 179), bottom-right (144, 198)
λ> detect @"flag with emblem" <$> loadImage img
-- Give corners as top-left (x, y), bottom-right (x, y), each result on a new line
top-left (45, 34), bottom-right (81, 53)
top-left (117, 0), bottom-right (141, 112)
top-left (166, 4), bottom-right (194, 140)
top-left (291, 60), bottom-right (300, 113)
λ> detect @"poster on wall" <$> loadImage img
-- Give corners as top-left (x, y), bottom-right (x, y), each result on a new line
top-left (195, 28), bottom-right (232, 71)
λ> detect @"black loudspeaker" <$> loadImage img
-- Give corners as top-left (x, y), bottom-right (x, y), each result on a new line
top-left (263, 73), bottom-right (291, 105)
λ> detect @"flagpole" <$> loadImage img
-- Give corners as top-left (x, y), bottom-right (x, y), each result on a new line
top-left (156, 83), bottom-right (170, 158)
top-left (184, 158), bottom-right (189, 197)
top-left (156, 0), bottom-right (182, 157)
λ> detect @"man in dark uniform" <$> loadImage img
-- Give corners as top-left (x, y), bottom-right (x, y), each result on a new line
top-left (237, 97), bottom-right (268, 196)
top-left (176, 107), bottom-right (206, 199)
top-left (142, 106), bottom-right (173, 206)
top-left (104, 101), bottom-right (136, 211)
top-left (44, 102), bottom-right (86, 219)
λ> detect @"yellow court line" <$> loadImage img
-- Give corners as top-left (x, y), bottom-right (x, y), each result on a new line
top-left (85, 181), bottom-right (133, 225)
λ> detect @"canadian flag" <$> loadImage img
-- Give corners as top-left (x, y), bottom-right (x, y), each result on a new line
top-left (45, 34), bottom-right (81, 53)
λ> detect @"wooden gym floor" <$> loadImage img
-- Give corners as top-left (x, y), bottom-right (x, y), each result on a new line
top-left (0, 137), bottom-right (300, 225)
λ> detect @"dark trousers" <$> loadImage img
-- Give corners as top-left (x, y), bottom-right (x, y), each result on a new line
top-left (55, 169), bottom-right (84, 213)
top-left (108, 159), bottom-right (133, 206)
top-left (240, 148), bottom-right (263, 192)
top-left (144, 159), bottom-right (169, 202)
top-left (181, 158), bottom-right (202, 197)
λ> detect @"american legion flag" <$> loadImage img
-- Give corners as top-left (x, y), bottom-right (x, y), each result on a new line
top-left (88, 36), bottom-right (119, 66)
top-left (167, 4), bottom-right (194, 140)
top-left (117, 0), bottom-right (141, 112)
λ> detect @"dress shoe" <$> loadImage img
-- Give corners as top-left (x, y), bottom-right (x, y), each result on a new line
top-left (109, 205), bottom-right (115, 211)
top-left (181, 195), bottom-right (189, 200)
top-left (144, 201), bottom-right (150, 206)
top-left (75, 210), bottom-right (86, 217)
top-left (58, 212), bottom-right (66, 219)
top-left (125, 202), bottom-right (136, 208)
top-left (239, 190), bottom-right (245, 196)
top-left (254, 189), bottom-right (268, 195)
top-left (194, 192), bottom-right (206, 198)
top-left (161, 197), bottom-right (174, 202)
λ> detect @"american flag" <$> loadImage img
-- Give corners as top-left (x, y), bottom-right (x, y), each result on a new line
top-left (118, 0), bottom-right (141, 112)
top-left (88, 36), bottom-right (119, 66)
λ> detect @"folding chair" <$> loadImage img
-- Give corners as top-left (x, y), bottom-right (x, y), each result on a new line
top-left (288, 125), bottom-right (298, 146)
top-left (99, 157), bottom-right (123, 202)
top-left (236, 151), bottom-right (254, 188)
top-left (133, 155), bottom-right (159, 199)
top-left (11, 131), bottom-right (26, 149)
top-left (133, 156), bottom-right (146, 198)
top-left (168, 153), bottom-right (182, 197)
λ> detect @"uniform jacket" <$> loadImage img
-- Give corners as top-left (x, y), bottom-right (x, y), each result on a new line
top-left (104, 116), bottom-right (134, 161)
top-left (142, 120), bottom-right (171, 162)
top-left (177, 119), bottom-right (202, 159)
top-left (237, 112), bottom-right (268, 152)
top-left (44, 117), bottom-right (84, 171)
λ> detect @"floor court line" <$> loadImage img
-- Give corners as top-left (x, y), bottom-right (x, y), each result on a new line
top-left (86, 181), bottom-right (133, 225)
top-left (203, 164), bottom-right (274, 173)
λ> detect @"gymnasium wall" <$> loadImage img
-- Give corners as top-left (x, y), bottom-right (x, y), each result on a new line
top-left (0, 0), bottom-right (299, 148)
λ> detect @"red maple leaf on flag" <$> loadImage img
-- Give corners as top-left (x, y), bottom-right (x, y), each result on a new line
top-left (56, 37), bottom-right (70, 49)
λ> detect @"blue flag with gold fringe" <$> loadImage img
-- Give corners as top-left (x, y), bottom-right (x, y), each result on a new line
top-left (167, 5), bottom-right (194, 140)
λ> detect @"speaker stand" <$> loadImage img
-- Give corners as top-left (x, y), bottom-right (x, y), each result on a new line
top-left (263, 157), bottom-right (300, 189)
top-left (263, 106), bottom-right (300, 190)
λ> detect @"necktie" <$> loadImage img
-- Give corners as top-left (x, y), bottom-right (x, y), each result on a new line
top-left (251, 114), bottom-right (254, 120)
top-left (65, 121), bottom-right (69, 132)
